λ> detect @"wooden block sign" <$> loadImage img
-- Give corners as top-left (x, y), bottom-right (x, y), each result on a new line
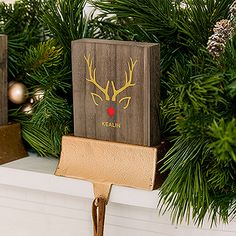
top-left (72, 39), bottom-right (160, 146)
top-left (0, 35), bottom-right (8, 126)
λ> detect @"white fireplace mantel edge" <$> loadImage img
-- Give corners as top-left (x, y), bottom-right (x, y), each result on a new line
top-left (1, 153), bottom-right (236, 236)
top-left (0, 153), bottom-right (160, 209)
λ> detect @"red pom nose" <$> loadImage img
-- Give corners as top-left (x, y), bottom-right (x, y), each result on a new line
top-left (107, 106), bottom-right (115, 117)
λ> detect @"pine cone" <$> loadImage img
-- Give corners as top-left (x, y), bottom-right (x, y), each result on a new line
top-left (213, 19), bottom-right (233, 39)
top-left (207, 39), bottom-right (225, 59)
top-left (207, 19), bottom-right (234, 59)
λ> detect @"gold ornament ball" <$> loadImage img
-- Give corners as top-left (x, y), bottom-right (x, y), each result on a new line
top-left (32, 88), bottom-right (45, 102)
top-left (8, 82), bottom-right (28, 104)
top-left (21, 103), bottom-right (33, 115)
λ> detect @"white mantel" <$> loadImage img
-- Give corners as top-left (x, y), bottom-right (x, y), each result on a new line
top-left (0, 154), bottom-right (235, 236)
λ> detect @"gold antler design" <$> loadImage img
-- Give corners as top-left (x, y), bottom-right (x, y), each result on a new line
top-left (111, 58), bottom-right (137, 101)
top-left (84, 54), bottom-right (110, 101)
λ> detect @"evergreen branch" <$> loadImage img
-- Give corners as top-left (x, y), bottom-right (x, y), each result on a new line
top-left (9, 37), bottom-right (72, 157)
top-left (159, 136), bottom-right (210, 225)
top-left (22, 40), bottom-right (63, 72)
top-left (30, 90), bottom-right (72, 128)
top-left (176, 0), bottom-right (232, 48)
top-left (42, 0), bottom-right (93, 63)
top-left (0, 0), bottom-right (47, 77)
top-left (208, 118), bottom-right (236, 163)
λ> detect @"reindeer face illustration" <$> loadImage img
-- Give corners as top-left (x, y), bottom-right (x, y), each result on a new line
top-left (84, 54), bottom-right (137, 117)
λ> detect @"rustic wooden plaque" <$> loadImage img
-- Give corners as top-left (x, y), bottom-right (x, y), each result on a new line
top-left (0, 35), bottom-right (8, 125)
top-left (72, 39), bottom-right (160, 146)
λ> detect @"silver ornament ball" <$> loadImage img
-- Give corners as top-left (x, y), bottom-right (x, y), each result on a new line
top-left (8, 81), bottom-right (28, 104)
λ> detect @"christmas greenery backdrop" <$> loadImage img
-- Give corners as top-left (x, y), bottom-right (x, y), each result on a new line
top-left (1, 0), bottom-right (236, 226)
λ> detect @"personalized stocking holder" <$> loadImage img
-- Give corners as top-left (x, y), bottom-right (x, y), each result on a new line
top-left (55, 39), bottom-right (165, 236)
top-left (0, 35), bottom-right (27, 164)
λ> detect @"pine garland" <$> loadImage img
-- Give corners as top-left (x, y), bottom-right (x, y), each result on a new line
top-left (92, 0), bottom-right (236, 225)
top-left (9, 40), bottom-right (72, 157)
top-left (0, 0), bottom-right (45, 77)
top-left (2, 0), bottom-right (92, 157)
top-left (1, 0), bottom-right (236, 226)
top-left (42, 0), bottom-right (94, 63)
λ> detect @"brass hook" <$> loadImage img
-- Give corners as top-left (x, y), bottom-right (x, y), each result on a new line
top-left (92, 197), bottom-right (106, 236)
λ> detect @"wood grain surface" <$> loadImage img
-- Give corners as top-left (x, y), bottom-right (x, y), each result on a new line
top-left (0, 35), bottom-right (8, 125)
top-left (72, 39), bottom-right (160, 146)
